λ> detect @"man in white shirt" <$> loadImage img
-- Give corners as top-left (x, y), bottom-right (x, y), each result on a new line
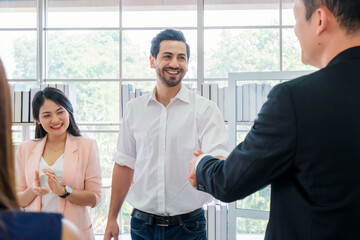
top-left (104, 29), bottom-right (228, 240)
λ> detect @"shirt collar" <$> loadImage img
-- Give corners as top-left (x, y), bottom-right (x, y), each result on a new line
top-left (147, 84), bottom-right (191, 105)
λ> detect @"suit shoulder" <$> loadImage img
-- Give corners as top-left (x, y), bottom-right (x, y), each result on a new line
top-left (283, 69), bottom-right (328, 89)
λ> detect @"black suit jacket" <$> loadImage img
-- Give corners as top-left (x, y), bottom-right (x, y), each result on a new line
top-left (196, 46), bottom-right (360, 239)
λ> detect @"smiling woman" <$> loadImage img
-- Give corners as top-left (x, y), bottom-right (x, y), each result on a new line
top-left (15, 87), bottom-right (102, 240)
top-left (32, 88), bottom-right (79, 139)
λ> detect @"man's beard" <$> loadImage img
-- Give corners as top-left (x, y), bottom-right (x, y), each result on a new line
top-left (157, 67), bottom-right (184, 87)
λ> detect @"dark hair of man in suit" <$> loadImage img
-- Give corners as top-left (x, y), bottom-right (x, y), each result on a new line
top-left (150, 28), bottom-right (190, 60)
top-left (32, 87), bottom-right (81, 139)
top-left (302, 0), bottom-right (360, 34)
top-left (0, 60), bottom-right (19, 211)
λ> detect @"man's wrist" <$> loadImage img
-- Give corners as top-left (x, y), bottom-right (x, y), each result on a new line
top-left (107, 214), bottom-right (119, 222)
top-left (195, 153), bottom-right (207, 169)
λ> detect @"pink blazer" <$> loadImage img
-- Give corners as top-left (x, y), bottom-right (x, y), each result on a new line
top-left (16, 133), bottom-right (102, 240)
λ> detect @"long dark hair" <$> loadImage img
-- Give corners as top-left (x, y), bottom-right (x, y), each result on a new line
top-left (32, 87), bottom-right (81, 138)
top-left (0, 59), bottom-right (19, 211)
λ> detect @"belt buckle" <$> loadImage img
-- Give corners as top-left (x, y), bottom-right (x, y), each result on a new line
top-left (157, 216), bottom-right (170, 227)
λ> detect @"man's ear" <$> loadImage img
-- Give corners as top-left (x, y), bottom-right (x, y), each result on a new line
top-left (149, 55), bottom-right (156, 69)
top-left (315, 7), bottom-right (329, 36)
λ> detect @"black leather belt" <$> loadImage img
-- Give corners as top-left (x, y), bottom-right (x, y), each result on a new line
top-left (131, 208), bottom-right (203, 227)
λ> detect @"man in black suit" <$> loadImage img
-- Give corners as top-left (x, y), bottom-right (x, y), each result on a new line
top-left (188, 0), bottom-right (360, 239)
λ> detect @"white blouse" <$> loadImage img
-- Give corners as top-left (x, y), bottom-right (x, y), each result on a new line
top-left (39, 154), bottom-right (64, 213)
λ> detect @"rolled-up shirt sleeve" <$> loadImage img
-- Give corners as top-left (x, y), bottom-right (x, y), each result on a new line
top-left (112, 104), bottom-right (136, 169)
top-left (197, 101), bottom-right (229, 158)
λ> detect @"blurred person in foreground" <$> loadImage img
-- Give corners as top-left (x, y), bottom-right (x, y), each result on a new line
top-left (0, 59), bottom-right (81, 240)
top-left (189, 0), bottom-right (360, 239)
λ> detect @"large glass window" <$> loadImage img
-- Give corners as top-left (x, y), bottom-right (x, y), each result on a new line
top-left (204, 29), bottom-right (280, 78)
top-left (46, 0), bottom-right (120, 28)
top-left (122, 0), bottom-right (197, 28)
top-left (0, 0), bottom-right (37, 28)
top-left (204, 0), bottom-right (279, 27)
top-left (46, 31), bottom-right (120, 79)
top-left (0, 0), bottom-right (37, 79)
top-left (0, 31), bottom-right (37, 79)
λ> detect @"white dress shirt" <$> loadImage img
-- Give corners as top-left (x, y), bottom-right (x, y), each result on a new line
top-left (113, 84), bottom-right (228, 216)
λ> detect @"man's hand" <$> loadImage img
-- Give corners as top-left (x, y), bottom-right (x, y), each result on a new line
top-left (104, 219), bottom-right (119, 240)
top-left (188, 150), bottom-right (227, 189)
top-left (188, 150), bottom-right (204, 189)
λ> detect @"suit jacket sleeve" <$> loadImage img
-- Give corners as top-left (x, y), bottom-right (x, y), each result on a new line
top-left (196, 83), bottom-right (297, 202)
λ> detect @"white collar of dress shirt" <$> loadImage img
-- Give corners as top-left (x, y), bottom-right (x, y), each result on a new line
top-left (147, 83), bottom-right (190, 105)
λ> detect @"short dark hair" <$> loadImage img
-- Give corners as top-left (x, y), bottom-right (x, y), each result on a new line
top-left (32, 87), bottom-right (81, 138)
top-left (302, 0), bottom-right (360, 34)
top-left (150, 28), bottom-right (190, 60)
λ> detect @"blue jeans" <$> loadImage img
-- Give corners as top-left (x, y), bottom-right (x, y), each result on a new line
top-left (130, 209), bottom-right (207, 240)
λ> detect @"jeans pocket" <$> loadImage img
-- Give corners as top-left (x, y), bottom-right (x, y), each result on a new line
top-left (181, 220), bottom-right (206, 234)
top-left (131, 217), bottom-right (146, 232)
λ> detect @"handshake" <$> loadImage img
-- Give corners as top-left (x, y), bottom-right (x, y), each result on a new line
top-left (188, 150), bottom-right (226, 189)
